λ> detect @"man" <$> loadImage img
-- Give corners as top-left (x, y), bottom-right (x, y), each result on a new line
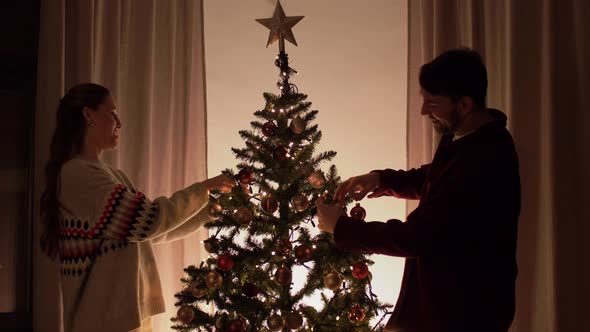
top-left (315, 48), bottom-right (521, 332)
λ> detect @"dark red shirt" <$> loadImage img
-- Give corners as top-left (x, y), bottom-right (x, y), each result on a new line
top-left (334, 110), bottom-right (520, 332)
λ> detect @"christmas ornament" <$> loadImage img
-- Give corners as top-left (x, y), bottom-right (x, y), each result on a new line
top-left (188, 281), bottom-right (206, 298)
top-left (291, 193), bottom-right (310, 212)
top-left (350, 203), bottom-right (366, 220)
top-left (307, 170), bottom-right (326, 188)
top-left (352, 261), bottom-right (369, 279)
top-left (262, 121), bottom-right (278, 137)
top-left (261, 195), bottom-right (279, 213)
top-left (241, 282), bottom-right (260, 298)
top-left (206, 271), bottom-right (223, 289)
top-left (233, 206), bottom-right (253, 224)
top-left (347, 304), bottom-right (366, 322)
top-left (177, 305), bottom-right (194, 324)
top-left (323, 272), bottom-right (342, 291)
top-left (238, 168), bottom-right (254, 184)
top-left (267, 314), bottom-right (286, 331)
top-left (208, 202), bottom-right (223, 220)
top-left (273, 145), bottom-right (288, 161)
top-left (285, 311), bottom-right (303, 329)
top-left (204, 237), bottom-right (220, 254)
top-left (294, 244), bottom-right (312, 262)
top-left (226, 318), bottom-right (247, 332)
top-left (215, 313), bottom-right (228, 329)
top-left (255, 1), bottom-right (304, 49)
top-left (289, 116), bottom-right (305, 134)
top-left (217, 253), bottom-right (234, 272)
top-left (240, 182), bottom-right (252, 195)
top-left (276, 238), bottom-right (292, 256)
top-left (275, 267), bottom-right (292, 285)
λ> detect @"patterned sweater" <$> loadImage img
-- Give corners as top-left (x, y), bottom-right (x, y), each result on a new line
top-left (58, 158), bottom-right (211, 332)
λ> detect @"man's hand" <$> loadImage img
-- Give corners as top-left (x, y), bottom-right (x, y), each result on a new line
top-left (202, 174), bottom-right (236, 193)
top-left (315, 196), bottom-right (346, 234)
top-left (334, 172), bottom-right (380, 202)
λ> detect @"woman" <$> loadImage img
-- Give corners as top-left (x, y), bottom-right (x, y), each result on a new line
top-left (40, 83), bottom-right (235, 332)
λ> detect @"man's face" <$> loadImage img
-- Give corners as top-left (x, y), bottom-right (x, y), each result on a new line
top-left (420, 89), bottom-right (461, 134)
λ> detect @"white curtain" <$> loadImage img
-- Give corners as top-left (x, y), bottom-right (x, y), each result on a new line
top-left (407, 0), bottom-right (590, 331)
top-left (34, 1), bottom-right (208, 331)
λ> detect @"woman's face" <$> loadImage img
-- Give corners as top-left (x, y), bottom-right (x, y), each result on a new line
top-left (84, 95), bottom-right (122, 150)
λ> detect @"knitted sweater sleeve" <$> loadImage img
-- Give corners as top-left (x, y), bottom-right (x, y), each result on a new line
top-left (113, 169), bottom-right (212, 244)
top-left (60, 160), bottom-right (208, 243)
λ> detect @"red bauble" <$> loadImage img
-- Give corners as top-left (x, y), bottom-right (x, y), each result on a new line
top-left (350, 203), bottom-right (366, 220)
top-left (276, 238), bottom-right (292, 256)
top-left (294, 244), bottom-right (312, 262)
top-left (273, 146), bottom-right (288, 161)
top-left (275, 267), bottom-right (292, 285)
top-left (261, 196), bottom-right (279, 213)
top-left (262, 121), bottom-right (277, 137)
top-left (285, 311), bottom-right (303, 329)
top-left (238, 168), bottom-right (254, 184)
top-left (217, 253), bottom-right (234, 272)
top-left (233, 206), bottom-right (253, 224)
top-left (241, 282), bottom-right (260, 298)
top-left (347, 304), bottom-right (366, 322)
top-left (226, 318), bottom-right (247, 332)
top-left (352, 262), bottom-right (369, 279)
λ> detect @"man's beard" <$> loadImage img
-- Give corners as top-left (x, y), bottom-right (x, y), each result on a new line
top-left (430, 108), bottom-right (461, 134)
top-left (430, 117), bottom-right (452, 134)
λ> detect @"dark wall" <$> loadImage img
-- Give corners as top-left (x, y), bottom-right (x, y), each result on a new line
top-left (0, 1), bottom-right (40, 331)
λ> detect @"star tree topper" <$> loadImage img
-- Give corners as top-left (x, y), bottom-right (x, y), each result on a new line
top-left (255, 0), bottom-right (304, 52)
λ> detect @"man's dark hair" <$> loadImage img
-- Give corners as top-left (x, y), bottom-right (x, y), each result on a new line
top-left (419, 48), bottom-right (488, 108)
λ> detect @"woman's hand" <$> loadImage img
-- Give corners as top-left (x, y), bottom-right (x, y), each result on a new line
top-left (202, 174), bottom-right (236, 193)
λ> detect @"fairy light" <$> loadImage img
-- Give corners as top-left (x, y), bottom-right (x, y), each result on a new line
top-left (336, 316), bottom-right (340, 321)
top-left (289, 142), bottom-right (294, 147)
top-left (233, 209), bottom-right (237, 213)
top-left (280, 109), bottom-right (284, 113)
top-left (271, 251), bottom-right (276, 255)
top-left (271, 109), bottom-right (276, 113)
top-left (312, 245), bottom-right (317, 249)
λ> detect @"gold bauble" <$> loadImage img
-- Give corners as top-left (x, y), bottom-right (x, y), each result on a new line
top-left (289, 116), bottom-right (306, 134)
top-left (267, 314), bottom-right (286, 331)
top-left (205, 271), bottom-right (223, 289)
top-left (323, 271), bottom-right (342, 291)
top-left (291, 193), bottom-right (310, 212)
top-left (188, 280), bottom-right (206, 298)
top-left (308, 170), bottom-right (326, 189)
top-left (207, 202), bottom-right (223, 220)
top-left (177, 305), bottom-right (194, 324)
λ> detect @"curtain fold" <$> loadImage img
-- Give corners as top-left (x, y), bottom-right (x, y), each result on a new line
top-left (407, 0), bottom-right (589, 331)
top-left (34, 1), bottom-right (208, 331)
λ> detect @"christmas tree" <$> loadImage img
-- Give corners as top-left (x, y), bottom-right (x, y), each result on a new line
top-left (172, 2), bottom-right (391, 331)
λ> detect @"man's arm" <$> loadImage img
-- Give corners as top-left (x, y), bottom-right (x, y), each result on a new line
top-left (369, 164), bottom-right (431, 200)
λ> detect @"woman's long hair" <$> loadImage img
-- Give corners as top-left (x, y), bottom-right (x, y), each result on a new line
top-left (40, 83), bottom-right (110, 260)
